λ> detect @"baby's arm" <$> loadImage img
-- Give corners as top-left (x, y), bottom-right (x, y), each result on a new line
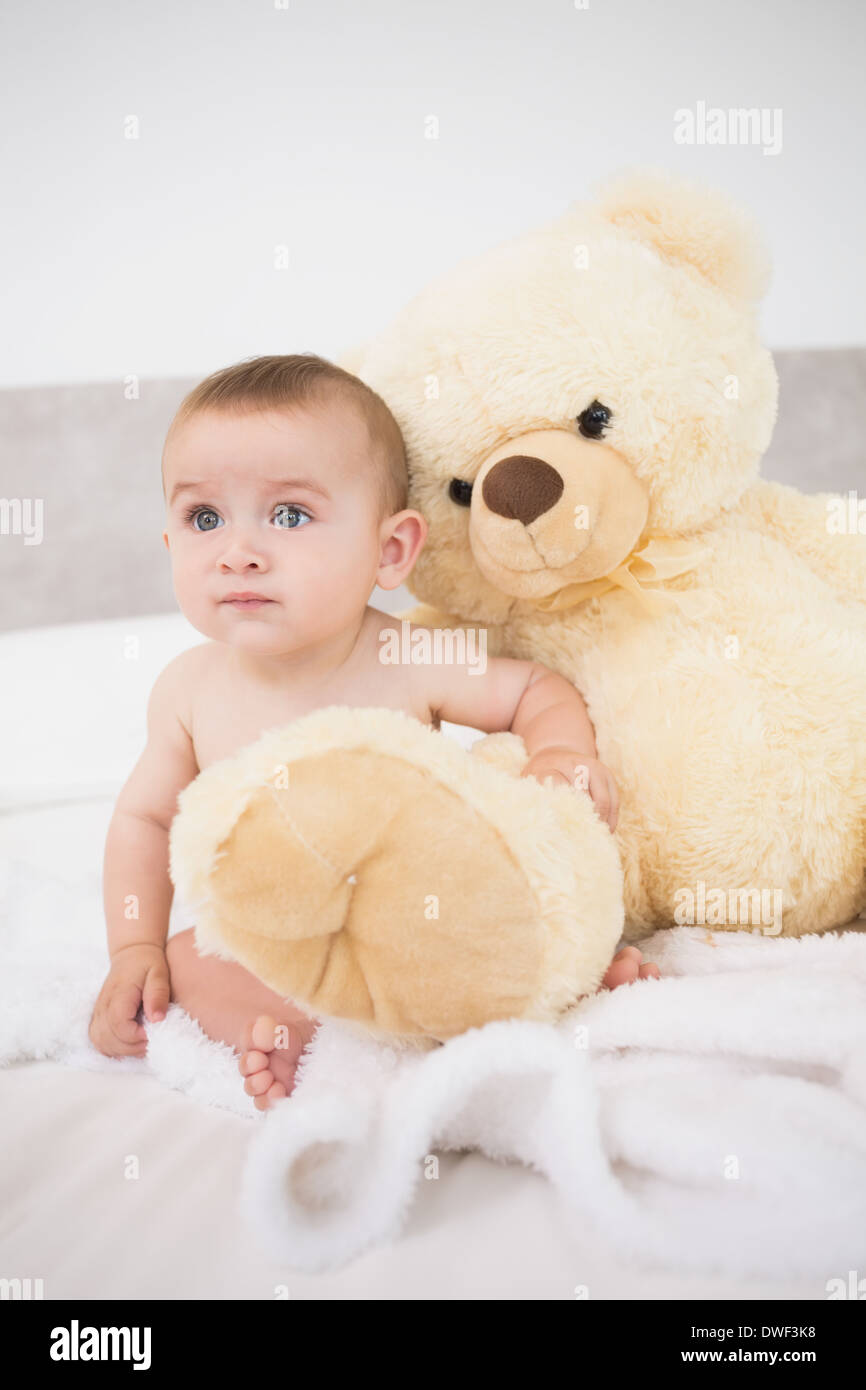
top-left (89, 651), bottom-right (200, 1058)
top-left (420, 647), bottom-right (619, 830)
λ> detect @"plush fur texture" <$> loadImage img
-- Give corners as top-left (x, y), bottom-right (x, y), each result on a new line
top-left (169, 706), bottom-right (624, 1042)
top-left (337, 169), bottom-right (866, 944)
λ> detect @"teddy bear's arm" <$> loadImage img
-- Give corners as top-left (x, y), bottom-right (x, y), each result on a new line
top-left (734, 480), bottom-right (866, 605)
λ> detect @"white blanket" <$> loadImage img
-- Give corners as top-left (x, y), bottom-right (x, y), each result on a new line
top-left (3, 854), bottom-right (865, 1281)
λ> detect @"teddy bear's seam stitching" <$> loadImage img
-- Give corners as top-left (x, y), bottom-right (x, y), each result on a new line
top-left (265, 782), bottom-right (343, 880)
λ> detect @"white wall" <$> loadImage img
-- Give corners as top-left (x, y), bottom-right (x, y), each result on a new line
top-left (2, 0), bottom-right (864, 388)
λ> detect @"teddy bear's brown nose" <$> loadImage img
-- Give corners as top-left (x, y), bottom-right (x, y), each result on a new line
top-left (481, 455), bottom-right (564, 525)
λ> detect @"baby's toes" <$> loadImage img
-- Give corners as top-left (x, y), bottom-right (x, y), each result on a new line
top-left (250, 1013), bottom-right (279, 1054)
top-left (639, 961), bottom-right (661, 981)
top-left (237, 1014), bottom-right (274, 1056)
top-left (244, 1066), bottom-right (275, 1097)
top-left (254, 1080), bottom-right (287, 1112)
top-left (603, 946), bottom-right (642, 989)
top-left (238, 1048), bottom-right (269, 1077)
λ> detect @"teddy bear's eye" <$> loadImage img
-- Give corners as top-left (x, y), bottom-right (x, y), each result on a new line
top-left (448, 478), bottom-right (473, 507)
top-left (576, 401), bottom-right (612, 440)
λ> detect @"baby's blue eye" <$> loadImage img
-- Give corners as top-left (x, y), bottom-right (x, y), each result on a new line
top-left (273, 505), bottom-right (311, 530)
top-left (190, 508), bottom-right (223, 532)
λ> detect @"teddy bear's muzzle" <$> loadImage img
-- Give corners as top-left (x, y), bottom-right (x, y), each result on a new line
top-left (469, 427), bottom-right (649, 599)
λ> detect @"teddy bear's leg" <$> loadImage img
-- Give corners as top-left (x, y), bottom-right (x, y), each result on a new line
top-left (184, 732), bottom-right (624, 1044)
top-left (737, 480), bottom-right (866, 607)
top-left (202, 752), bottom-right (544, 1040)
top-left (736, 479), bottom-right (866, 920)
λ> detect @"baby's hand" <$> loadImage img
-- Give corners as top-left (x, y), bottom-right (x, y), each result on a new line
top-left (88, 943), bottom-right (171, 1059)
top-left (521, 748), bottom-right (619, 831)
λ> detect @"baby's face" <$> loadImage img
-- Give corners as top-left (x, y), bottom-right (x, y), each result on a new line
top-left (162, 404), bottom-right (389, 656)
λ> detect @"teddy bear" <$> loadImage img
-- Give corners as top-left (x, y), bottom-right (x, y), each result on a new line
top-left (169, 169), bottom-right (866, 1045)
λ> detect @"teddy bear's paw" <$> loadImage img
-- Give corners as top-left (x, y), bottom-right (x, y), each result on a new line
top-left (468, 730), bottom-right (529, 776)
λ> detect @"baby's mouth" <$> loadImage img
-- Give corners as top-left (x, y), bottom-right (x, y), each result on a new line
top-left (220, 592), bottom-right (275, 610)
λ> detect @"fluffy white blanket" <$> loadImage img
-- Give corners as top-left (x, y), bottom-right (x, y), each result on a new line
top-left (2, 855), bottom-right (865, 1279)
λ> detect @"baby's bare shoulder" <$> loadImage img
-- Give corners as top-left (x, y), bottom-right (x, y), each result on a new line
top-left (396, 621), bottom-right (536, 733)
top-left (148, 641), bottom-right (219, 734)
top-left (360, 611), bottom-right (432, 718)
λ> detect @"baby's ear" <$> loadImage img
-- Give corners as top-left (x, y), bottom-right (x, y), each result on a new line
top-left (592, 166), bottom-right (772, 305)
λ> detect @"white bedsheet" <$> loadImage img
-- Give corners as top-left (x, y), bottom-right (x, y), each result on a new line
top-left (3, 795), bottom-right (865, 1298)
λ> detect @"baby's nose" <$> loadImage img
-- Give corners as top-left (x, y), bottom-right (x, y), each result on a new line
top-left (218, 539), bottom-right (267, 570)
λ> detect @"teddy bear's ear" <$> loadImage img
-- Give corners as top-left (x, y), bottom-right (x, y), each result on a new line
top-left (593, 167), bottom-right (771, 304)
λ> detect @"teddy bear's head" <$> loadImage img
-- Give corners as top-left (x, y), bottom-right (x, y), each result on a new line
top-left (348, 169), bottom-right (779, 624)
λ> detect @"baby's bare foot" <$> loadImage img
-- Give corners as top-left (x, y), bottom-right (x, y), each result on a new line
top-left (237, 1012), bottom-right (318, 1111)
top-left (602, 944), bottom-right (660, 990)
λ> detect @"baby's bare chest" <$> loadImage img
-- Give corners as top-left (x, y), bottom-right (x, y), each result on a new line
top-left (189, 660), bottom-right (432, 771)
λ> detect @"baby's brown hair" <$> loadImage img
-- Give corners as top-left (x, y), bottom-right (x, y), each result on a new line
top-left (163, 353), bottom-right (409, 520)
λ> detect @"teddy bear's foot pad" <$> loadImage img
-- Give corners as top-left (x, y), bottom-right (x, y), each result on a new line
top-left (205, 747), bottom-right (545, 1038)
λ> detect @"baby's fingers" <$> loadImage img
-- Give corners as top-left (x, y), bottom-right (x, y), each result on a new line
top-left (540, 770), bottom-right (571, 789)
top-left (108, 983), bottom-right (147, 1049)
top-left (587, 769), bottom-right (611, 829)
top-left (605, 770), bottom-right (620, 831)
top-left (142, 961), bottom-right (171, 1023)
top-left (584, 764), bottom-right (618, 831)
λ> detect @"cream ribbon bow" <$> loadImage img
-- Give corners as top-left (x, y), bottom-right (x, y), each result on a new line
top-left (533, 535), bottom-right (713, 617)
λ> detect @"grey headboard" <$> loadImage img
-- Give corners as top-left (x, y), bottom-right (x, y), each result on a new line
top-left (1, 349), bottom-right (863, 632)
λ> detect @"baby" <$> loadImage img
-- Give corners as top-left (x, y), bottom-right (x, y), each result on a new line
top-left (89, 353), bottom-right (659, 1109)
